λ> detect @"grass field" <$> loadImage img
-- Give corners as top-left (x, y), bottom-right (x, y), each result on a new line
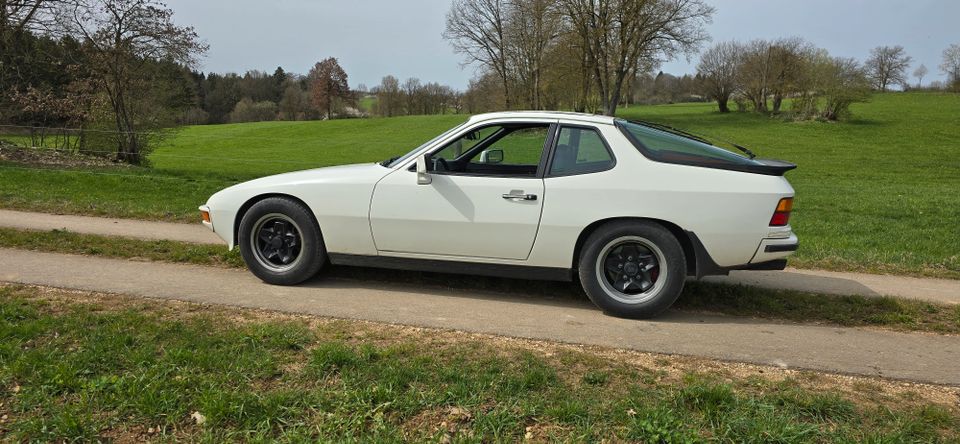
top-left (1, 93), bottom-right (958, 278)
top-left (2, 284), bottom-right (957, 442)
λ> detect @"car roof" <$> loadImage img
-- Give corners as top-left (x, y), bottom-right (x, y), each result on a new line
top-left (468, 111), bottom-right (617, 126)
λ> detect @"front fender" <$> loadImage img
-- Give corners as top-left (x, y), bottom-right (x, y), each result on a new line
top-left (202, 163), bottom-right (391, 253)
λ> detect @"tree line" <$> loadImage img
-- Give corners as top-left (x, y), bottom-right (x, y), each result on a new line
top-left (4, 0), bottom-right (960, 164)
top-left (445, 0), bottom-right (960, 118)
top-left (2, 0), bottom-right (206, 164)
top-left (189, 58), bottom-right (355, 125)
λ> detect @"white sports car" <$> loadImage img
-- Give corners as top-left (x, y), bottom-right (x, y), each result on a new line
top-left (200, 111), bottom-right (798, 318)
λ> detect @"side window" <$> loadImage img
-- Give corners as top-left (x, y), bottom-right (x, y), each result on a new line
top-left (549, 126), bottom-right (614, 175)
top-left (475, 126), bottom-right (549, 167)
top-left (428, 124), bottom-right (550, 177)
top-left (434, 126), bottom-right (499, 161)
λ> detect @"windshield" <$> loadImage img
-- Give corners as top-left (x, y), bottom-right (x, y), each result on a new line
top-left (382, 121), bottom-right (469, 168)
top-left (616, 120), bottom-right (761, 167)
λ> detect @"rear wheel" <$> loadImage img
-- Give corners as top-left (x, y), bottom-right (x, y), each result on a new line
top-left (238, 197), bottom-right (325, 285)
top-left (578, 221), bottom-right (686, 318)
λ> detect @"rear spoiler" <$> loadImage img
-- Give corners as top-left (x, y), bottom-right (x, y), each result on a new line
top-left (748, 159), bottom-right (798, 176)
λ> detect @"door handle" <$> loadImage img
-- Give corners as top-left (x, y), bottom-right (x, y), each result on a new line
top-left (502, 192), bottom-right (538, 201)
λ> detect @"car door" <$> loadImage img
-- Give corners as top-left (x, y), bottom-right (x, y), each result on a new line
top-left (369, 122), bottom-right (554, 260)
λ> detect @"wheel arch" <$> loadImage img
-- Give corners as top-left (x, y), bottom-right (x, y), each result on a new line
top-left (572, 217), bottom-right (698, 277)
top-left (233, 193), bottom-right (321, 249)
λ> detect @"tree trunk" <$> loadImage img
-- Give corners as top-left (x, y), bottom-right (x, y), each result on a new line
top-left (533, 67), bottom-right (540, 110)
top-left (717, 97), bottom-right (729, 113)
top-left (602, 69), bottom-right (630, 117)
top-left (503, 81), bottom-right (511, 109)
top-left (753, 92), bottom-right (768, 113)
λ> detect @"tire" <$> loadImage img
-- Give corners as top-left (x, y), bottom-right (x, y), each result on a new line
top-left (578, 221), bottom-right (686, 319)
top-left (238, 197), bottom-right (326, 285)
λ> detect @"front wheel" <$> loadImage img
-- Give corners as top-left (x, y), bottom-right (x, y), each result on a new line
top-left (578, 221), bottom-right (686, 318)
top-left (238, 197), bottom-right (326, 285)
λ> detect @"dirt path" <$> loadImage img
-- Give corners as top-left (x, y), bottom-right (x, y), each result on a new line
top-left (0, 209), bottom-right (220, 244)
top-left (1, 209), bottom-right (957, 304)
top-left (1, 248), bottom-right (957, 386)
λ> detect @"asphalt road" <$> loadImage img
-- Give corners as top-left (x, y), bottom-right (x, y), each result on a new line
top-left (2, 248), bottom-right (957, 386)
top-left (1, 209), bottom-right (957, 304)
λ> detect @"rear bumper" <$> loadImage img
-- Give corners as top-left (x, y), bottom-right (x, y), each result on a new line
top-left (750, 233), bottom-right (799, 264)
top-left (732, 259), bottom-right (787, 271)
top-left (686, 230), bottom-right (797, 278)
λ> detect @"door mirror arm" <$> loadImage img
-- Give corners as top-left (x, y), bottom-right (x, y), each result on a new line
top-left (416, 154), bottom-right (432, 185)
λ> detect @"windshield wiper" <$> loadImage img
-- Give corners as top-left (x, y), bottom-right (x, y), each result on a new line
top-left (632, 119), bottom-right (758, 159)
top-left (380, 156), bottom-right (400, 167)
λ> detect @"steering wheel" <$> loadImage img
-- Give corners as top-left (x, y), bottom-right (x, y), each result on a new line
top-left (433, 157), bottom-right (449, 172)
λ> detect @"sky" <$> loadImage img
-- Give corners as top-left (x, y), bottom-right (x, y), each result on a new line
top-left (164, 0), bottom-right (959, 90)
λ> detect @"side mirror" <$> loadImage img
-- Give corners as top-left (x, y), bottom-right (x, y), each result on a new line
top-left (479, 149), bottom-right (504, 164)
top-left (416, 154), bottom-right (432, 185)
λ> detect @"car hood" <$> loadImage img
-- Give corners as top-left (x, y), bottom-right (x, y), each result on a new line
top-left (213, 162), bottom-right (391, 196)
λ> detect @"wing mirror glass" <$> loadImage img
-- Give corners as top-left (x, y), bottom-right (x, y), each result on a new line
top-left (479, 149), bottom-right (503, 164)
top-left (416, 154), bottom-right (432, 185)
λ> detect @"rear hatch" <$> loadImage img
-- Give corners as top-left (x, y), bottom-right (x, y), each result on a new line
top-left (615, 120), bottom-right (796, 176)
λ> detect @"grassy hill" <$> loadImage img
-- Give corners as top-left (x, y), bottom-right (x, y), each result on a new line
top-left (151, 114), bottom-right (466, 180)
top-left (1, 92), bottom-right (957, 277)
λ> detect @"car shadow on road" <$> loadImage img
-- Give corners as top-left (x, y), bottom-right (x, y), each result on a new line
top-left (706, 270), bottom-right (881, 298)
top-left (297, 264), bottom-right (601, 309)
top-left (291, 265), bottom-right (865, 328)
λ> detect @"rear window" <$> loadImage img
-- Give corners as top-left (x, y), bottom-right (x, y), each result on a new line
top-left (616, 120), bottom-right (760, 168)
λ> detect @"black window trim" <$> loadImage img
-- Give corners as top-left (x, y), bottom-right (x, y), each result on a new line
top-left (410, 121), bottom-right (558, 179)
top-left (543, 123), bottom-right (617, 178)
top-left (614, 119), bottom-right (795, 176)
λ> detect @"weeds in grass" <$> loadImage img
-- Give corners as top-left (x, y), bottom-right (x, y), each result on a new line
top-left (1, 285), bottom-right (957, 442)
top-left (0, 227), bottom-right (243, 268)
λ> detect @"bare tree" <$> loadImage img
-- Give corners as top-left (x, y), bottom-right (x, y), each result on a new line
top-left (308, 57), bottom-right (350, 119)
top-left (941, 43), bottom-right (960, 87)
top-left (278, 80), bottom-right (307, 121)
top-left (0, 0), bottom-right (63, 35)
top-left (444, 0), bottom-right (513, 108)
top-left (65, 0), bottom-right (206, 164)
top-left (507, 0), bottom-right (563, 109)
top-left (374, 75), bottom-right (402, 117)
top-left (865, 45), bottom-right (912, 91)
top-left (560, 0), bottom-right (714, 116)
top-left (768, 37), bottom-right (812, 112)
top-left (1, 0), bottom-right (74, 96)
top-left (697, 40), bottom-right (741, 112)
top-left (402, 77), bottom-right (423, 115)
top-left (737, 39), bottom-right (775, 112)
top-left (913, 64), bottom-right (928, 88)
top-left (819, 57), bottom-right (871, 120)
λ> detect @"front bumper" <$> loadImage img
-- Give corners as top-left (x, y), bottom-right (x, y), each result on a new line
top-left (199, 205), bottom-right (214, 231)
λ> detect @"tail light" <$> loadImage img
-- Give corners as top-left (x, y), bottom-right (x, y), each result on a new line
top-left (769, 198), bottom-right (793, 226)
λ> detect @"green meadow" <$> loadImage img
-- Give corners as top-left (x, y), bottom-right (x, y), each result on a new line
top-left (0, 93), bottom-right (957, 278)
top-left (2, 285), bottom-right (957, 442)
